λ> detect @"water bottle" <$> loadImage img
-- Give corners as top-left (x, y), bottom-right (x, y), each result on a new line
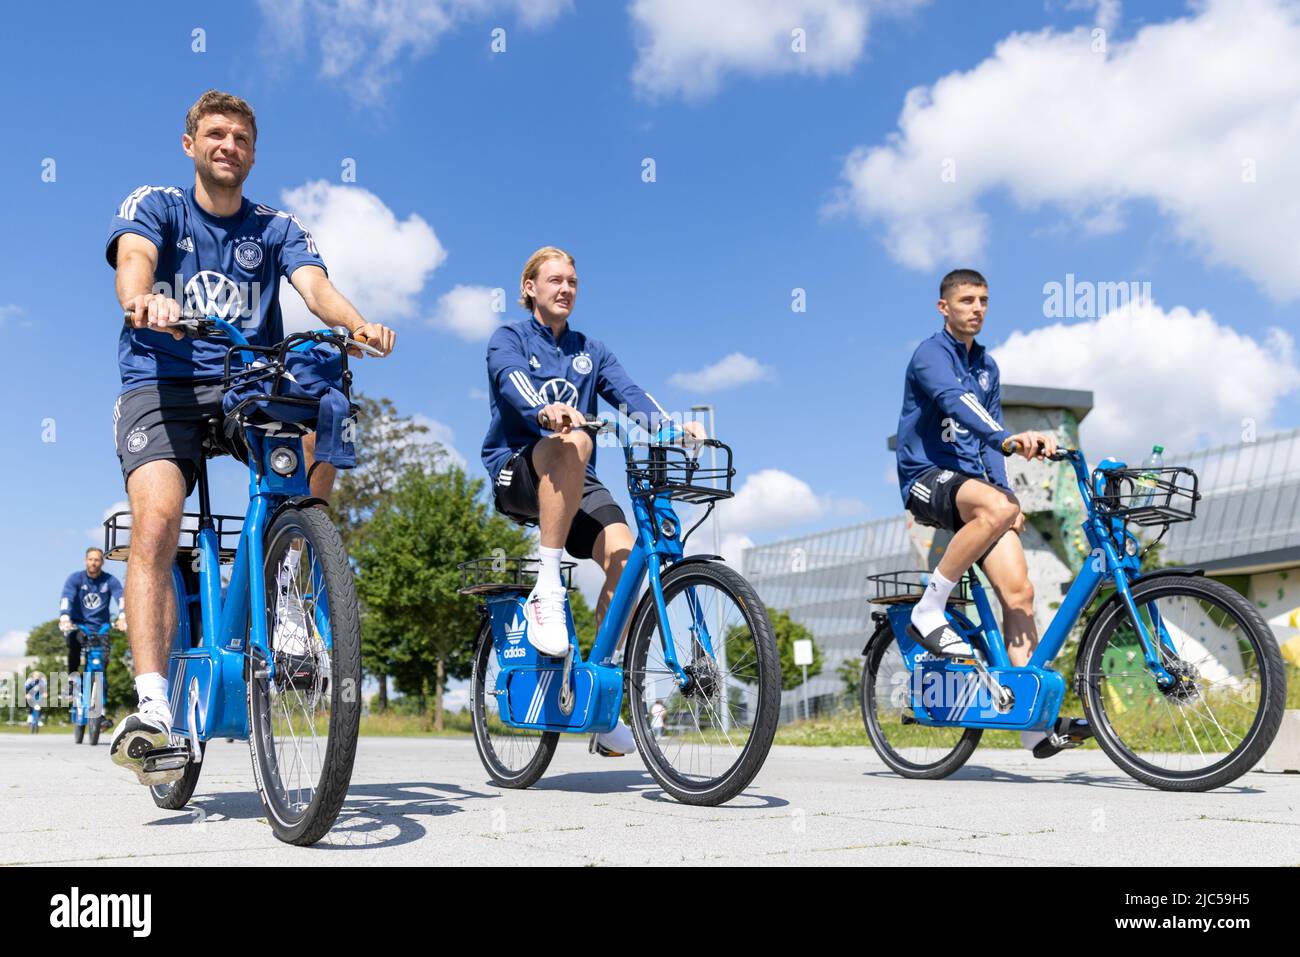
top-left (1136, 444), bottom-right (1164, 508)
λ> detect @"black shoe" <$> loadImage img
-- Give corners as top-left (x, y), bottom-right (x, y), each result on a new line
top-left (1033, 717), bottom-right (1092, 759)
top-left (906, 623), bottom-right (974, 658)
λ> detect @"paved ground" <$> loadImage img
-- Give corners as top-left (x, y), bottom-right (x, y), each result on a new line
top-left (2, 734), bottom-right (1297, 866)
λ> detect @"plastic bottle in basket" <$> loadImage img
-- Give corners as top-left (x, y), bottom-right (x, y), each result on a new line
top-left (1136, 444), bottom-right (1163, 508)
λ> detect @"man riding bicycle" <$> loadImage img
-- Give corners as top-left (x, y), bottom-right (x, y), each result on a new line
top-left (59, 548), bottom-right (126, 703)
top-left (105, 90), bottom-right (395, 784)
top-left (481, 246), bottom-right (704, 757)
top-left (895, 269), bottom-right (1086, 757)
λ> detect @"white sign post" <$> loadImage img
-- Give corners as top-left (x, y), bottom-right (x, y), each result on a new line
top-left (793, 639), bottom-right (814, 721)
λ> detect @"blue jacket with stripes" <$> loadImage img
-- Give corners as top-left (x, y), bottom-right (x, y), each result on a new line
top-left (896, 327), bottom-right (1013, 505)
top-left (481, 318), bottom-right (668, 482)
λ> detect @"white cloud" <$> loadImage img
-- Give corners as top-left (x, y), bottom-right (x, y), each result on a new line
top-left (630, 0), bottom-right (924, 99)
top-left (837, 0), bottom-right (1300, 299)
top-left (410, 413), bottom-right (468, 470)
top-left (468, 387), bottom-right (489, 401)
top-left (259, 0), bottom-right (573, 101)
top-left (0, 629), bottom-right (29, 656)
top-left (278, 181), bottom-right (447, 334)
top-left (724, 468), bottom-right (830, 533)
top-left (431, 285), bottom-right (503, 341)
top-left (990, 301), bottom-right (1300, 460)
top-left (0, 304), bottom-right (22, 324)
top-left (669, 352), bottom-right (774, 391)
top-left (88, 500), bottom-right (129, 544)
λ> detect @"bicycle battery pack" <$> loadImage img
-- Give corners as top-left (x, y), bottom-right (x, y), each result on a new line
top-left (886, 605), bottom-right (1065, 731)
top-left (485, 593), bottom-right (622, 734)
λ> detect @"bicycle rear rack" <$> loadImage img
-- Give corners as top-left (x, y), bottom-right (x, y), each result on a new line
top-left (457, 557), bottom-right (576, 596)
top-left (103, 511), bottom-right (242, 564)
top-left (865, 569), bottom-right (973, 606)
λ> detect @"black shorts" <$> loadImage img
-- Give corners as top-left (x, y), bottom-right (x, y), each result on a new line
top-left (113, 383), bottom-right (246, 496)
top-left (492, 443), bottom-right (627, 560)
top-left (906, 467), bottom-right (986, 532)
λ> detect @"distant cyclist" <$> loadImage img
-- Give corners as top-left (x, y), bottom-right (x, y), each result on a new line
top-left (480, 246), bottom-right (704, 757)
top-left (58, 547), bottom-right (125, 685)
top-left (895, 268), bottom-right (1085, 757)
top-left (105, 89), bottom-right (396, 784)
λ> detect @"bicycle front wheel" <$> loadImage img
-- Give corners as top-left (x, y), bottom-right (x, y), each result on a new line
top-left (248, 505), bottom-right (361, 845)
top-left (470, 619), bottom-right (558, 788)
top-left (862, 625), bottom-right (981, 779)
top-left (1079, 575), bottom-right (1287, 791)
top-left (625, 561), bottom-right (780, 806)
top-left (88, 673), bottom-right (104, 746)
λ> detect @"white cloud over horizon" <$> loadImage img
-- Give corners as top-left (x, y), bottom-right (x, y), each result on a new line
top-left (278, 181), bottom-right (447, 333)
top-left (990, 300), bottom-right (1300, 461)
top-left (431, 285), bottom-right (503, 341)
top-left (837, 0), bottom-right (1300, 300)
top-left (669, 352), bottom-right (774, 391)
top-left (630, 0), bottom-right (927, 99)
top-left (258, 0), bottom-right (574, 102)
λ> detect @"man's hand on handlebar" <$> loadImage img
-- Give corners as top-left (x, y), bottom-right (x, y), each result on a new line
top-left (122, 293), bottom-right (187, 341)
top-left (58, 615), bottom-right (73, 636)
top-left (346, 321), bottom-right (395, 358)
top-left (538, 403), bottom-right (587, 433)
top-left (1006, 430), bottom-right (1058, 461)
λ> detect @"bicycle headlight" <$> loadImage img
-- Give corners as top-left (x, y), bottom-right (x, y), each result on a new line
top-left (269, 447), bottom-right (299, 477)
top-left (660, 518), bottom-right (677, 538)
top-left (1124, 536), bottom-right (1139, 557)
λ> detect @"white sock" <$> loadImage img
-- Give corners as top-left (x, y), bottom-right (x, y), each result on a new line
top-left (135, 673), bottom-right (169, 719)
top-left (536, 545), bottom-right (564, 592)
top-left (911, 569), bottom-right (959, 635)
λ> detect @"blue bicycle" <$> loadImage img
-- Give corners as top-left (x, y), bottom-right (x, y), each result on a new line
top-left (461, 419), bottom-right (781, 806)
top-left (106, 312), bottom-right (375, 844)
top-left (860, 447), bottom-right (1286, 791)
top-left (70, 622), bottom-right (112, 746)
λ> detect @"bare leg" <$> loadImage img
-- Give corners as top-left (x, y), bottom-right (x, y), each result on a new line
top-left (590, 522), bottom-right (635, 652)
top-left (936, 481), bottom-right (1021, 582)
top-left (531, 431), bottom-right (592, 549)
top-left (301, 431), bottom-right (337, 501)
top-left (124, 461), bottom-right (186, 677)
top-left (978, 529), bottom-right (1039, 667)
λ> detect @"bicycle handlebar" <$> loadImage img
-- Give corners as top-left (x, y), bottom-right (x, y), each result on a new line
top-left (122, 309), bottom-right (383, 356)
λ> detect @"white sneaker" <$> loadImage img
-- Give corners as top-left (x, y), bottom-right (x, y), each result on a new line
top-left (522, 586), bottom-right (571, 657)
top-left (109, 698), bottom-right (179, 786)
top-left (591, 719), bottom-right (637, 757)
top-left (275, 585), bottom-right (311, 657)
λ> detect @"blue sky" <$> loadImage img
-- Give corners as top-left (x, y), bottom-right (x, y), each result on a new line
top-left (2, 0), bottom-right (1297, 647)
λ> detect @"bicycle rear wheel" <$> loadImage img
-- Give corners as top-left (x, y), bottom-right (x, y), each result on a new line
top-left (248, 505), bottom-right (361, 845)
top-left (469, 620), bottom-right (558, 788)
top-left (625, 561), bottom-right (780, 806)
top-left (88, 673), bottom-right (104, 746)
top-left (862, 625), bottom-right (982, 778)
top-left (1078, 575), bottom-right (1286, 791)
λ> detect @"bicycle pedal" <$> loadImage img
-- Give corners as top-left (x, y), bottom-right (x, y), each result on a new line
top-left (142, 745), bottom-right (190, 773)
top-left (947, 656), bottom-right (977, 666)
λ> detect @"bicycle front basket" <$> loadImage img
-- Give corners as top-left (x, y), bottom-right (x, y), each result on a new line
top-left (1093, 466), bottom-right (1199, 527)
top-left (626, 440), bottom-right (735, 504)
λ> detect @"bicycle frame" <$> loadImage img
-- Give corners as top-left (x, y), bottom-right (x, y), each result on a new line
top-left (885, 449), bottom-right (1183, 729)
top-left (482, 421), bottom-right (717, 732)
top-left (71, 623), bottom-right (111, 727)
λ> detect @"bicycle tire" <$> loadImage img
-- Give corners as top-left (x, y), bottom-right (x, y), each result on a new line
top-left (73, 723), bottom-right (84, 745)
top-left (88, 673), bottom-right (104, 746)
top-left (469, 620), bottom-right (559, 788)
top-left (861, 626), bottom-right (982, 779)
top-left (625, 561), bottom-right (780, 806)
top-left (1078, 575), bottom-right (1286, 791)
top-left (248, 505), bottom-right (361, 845)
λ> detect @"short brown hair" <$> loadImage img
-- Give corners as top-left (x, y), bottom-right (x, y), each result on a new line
top-left (185, 89), bottom-right (257, 144)
top-left (85, 547), bottom-right (103, 558)
top-left (940, 268), bottom-right (987, 299)
top-left (519, 246), bottom-right (575, 312)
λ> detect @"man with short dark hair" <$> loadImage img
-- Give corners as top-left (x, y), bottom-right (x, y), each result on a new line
top-left (59, 547), bottom-right (125, 672)
top-left (105, 89), bottom-right (396, 784)
top-left (895, 269), bottom-right (1085, 756)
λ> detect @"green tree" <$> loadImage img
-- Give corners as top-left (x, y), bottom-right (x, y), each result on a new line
top-left (726, 608), bottom-right (822, 692)
top-left (330, 393), bottom-right (447, 711)
top-left (837, 655), bottom-right (863, 700)
top-left (353, 466), bottom-right (532, 731)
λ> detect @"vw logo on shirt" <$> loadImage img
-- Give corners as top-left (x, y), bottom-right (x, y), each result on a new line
top-left (82, 592), bottom-right (103, 610)
top-left (537, 378), bottom-right (579, 405)
top-left (184, 271), bottom-right (244, 320)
